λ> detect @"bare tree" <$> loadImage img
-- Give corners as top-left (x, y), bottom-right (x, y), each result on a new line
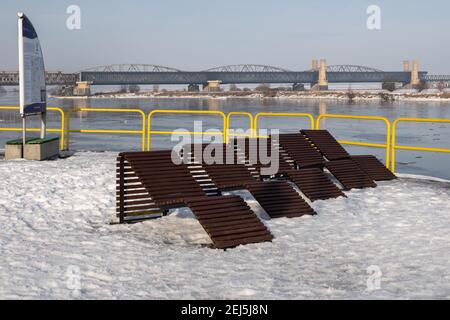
top-left (153, 85), bottom-right (160, 92)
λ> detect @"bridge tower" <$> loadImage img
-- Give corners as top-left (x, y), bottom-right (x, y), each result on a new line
top-left (318, 59), bottom-right (329, 90)
top-left (311, 59), bottom-right (318, 72)
top-left (309, 59), bottom-right (318, 89)
top-left (410, 59), bottom-right (421, 88)
top-left (403, 60), bottom-right (410, 72)
top-left (311, 59), bottom-right (328, 91)
top-left (402, 59), bottom-right (422, 89)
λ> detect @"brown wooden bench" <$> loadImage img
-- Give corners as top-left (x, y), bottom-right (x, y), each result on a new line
top-left (230, 137), bottom-right (345, 202)
top-left (186, 143), bottom-right (316, 218)
top-left (116, 151), bottom-right (273, 249)
top-left (301, 129), bottom-right (396, 183)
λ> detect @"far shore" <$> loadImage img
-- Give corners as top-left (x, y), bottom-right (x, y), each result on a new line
top-left (49, 89), bottom-right (450, 103)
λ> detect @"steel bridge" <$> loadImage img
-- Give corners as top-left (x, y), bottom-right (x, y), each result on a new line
top-left (0, 71), bottom-right (79, 86)
top-left (78, 64), bottom-right (430, 85)
top-left (1, 64), bottom-right (450, 86)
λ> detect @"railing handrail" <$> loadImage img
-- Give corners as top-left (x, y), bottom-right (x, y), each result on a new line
top-left (254, 112), bottom-right (315, 137)
top-left (316, 113), bottom-right (391, 168)
top-left (226, 111), bottom-right (254, 140)
top-left (147, 109), bottom-right (227, 151)
top-left (65, 107), bottom-right (146, 150)
top-left (0, 105), bottom-right (65, 150)
top-left (391, 117), bottom-right (450, 172)
top-left (2, 106), bottom-right (450, 176)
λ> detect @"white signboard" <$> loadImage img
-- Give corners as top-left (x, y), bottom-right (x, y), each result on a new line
top-left (18, 12), bottom-right (47, 116)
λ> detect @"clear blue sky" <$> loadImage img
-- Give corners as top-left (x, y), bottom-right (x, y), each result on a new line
top-left (1, 0), bottom-right (449, 73)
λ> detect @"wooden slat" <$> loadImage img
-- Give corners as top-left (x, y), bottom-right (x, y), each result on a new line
top-left (301, 129), bottom-right (351, 160)
top-left (185, 195), bottom-right (273, 249)
top-left (276, 133), bottom-right (325, 168)
top-left (325, 159), bottom-right (377, 190)
top-left (351, 155), bottom-right (397, 181)
top-left (285, 168), bottom-right (346, 201)
top-left (245, 181), bottom-right (316, 218)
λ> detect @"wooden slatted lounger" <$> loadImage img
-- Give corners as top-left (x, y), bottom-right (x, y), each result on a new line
top-left (116, 151), bottom-right (273, 249)
top-left (186, 143), bottom-right (316, 218)
top-left (350, 155), bottom-right (397, 181)
top-left (273, 133), bottom-right (345, 201)
top-left (324, 159), bottom-right (377, 190)
top-left (234, 137), bottom-right (345, 201)
top-left (275, 133), bottom-right (325, 169)
top-left (300, 129), bottom-right (351, 160)
top-left (233, 137), bottom-right (295, 177)
top-left (301, 129), bottom-right (396, 183)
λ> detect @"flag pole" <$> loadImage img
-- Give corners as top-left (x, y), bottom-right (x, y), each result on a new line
top-left (40, 112), bottom-right (46, 139)
top-left (18, 12), bottom-right (26, 155)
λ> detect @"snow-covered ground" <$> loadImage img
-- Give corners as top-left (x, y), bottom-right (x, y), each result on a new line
top-left (0, 152), bottom-right (449, 299)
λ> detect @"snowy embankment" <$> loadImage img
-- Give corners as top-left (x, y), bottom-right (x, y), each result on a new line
top-left (0, 152), bottom-right (449, 299)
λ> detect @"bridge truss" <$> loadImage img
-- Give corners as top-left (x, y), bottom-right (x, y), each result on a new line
top-left (0, 71), bottom-right (78, 86)
top-left (2, 63), bottom-right (448, 86)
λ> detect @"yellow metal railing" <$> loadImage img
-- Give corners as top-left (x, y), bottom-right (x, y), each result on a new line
top-left (65, 108), bottom-right (146, 150)
top-left (254, 112), bottom-right (315, 138)
top-left (0, 106), bottom-right (65, 150)
top-left (147, 110), bottom-right (227, 151)
top-left (226, 111), bottom-right (254, 141)
top-left (2, 107), bottom-right (449, 175)
top-left (391, 118), bottom-right (450, 173)
top-left (316, 114), bottom-right (391, 168)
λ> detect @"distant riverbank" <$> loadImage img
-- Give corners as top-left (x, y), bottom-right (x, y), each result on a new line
top-left (50, 90), bottom-right (450, 102)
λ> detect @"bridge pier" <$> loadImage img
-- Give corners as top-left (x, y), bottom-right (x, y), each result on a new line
top-left (402, 60), bottom-right (423, 90)
top-left (74, 81), bottom-right (92, 96)
top-left (311, 59), bottom-right (328, 91)
top-left (410, 60), bottom-right (422, 89)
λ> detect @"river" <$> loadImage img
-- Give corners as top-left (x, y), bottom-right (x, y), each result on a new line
top-left (1, 89), bottom-right (449, 179)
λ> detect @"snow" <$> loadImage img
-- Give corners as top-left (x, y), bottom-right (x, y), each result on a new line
top-left (1, 152), bottom-right (450, 299)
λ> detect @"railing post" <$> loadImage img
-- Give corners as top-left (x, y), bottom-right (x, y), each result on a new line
top-left (65, 109), bottom-right (72, 150)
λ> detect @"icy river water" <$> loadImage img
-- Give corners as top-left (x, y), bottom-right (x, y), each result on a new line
top-left (1, 90), bottom-right (449, 179)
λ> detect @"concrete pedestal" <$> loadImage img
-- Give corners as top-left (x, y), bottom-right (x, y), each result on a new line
top-left (4, 138), bottom-right (39, 160)
top-left (5, 144), bottom-right (23, 160)
top-left (24, 137), bottom-right (60, 160)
